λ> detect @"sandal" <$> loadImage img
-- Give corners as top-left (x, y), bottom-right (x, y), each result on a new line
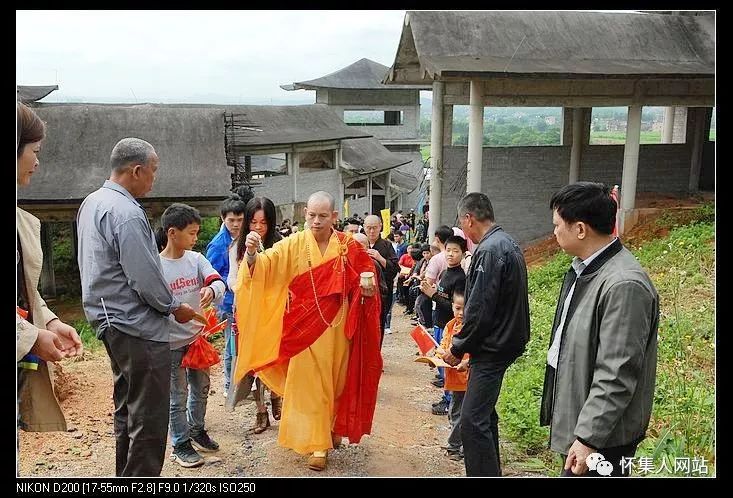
top-left (253, 411), bottom-right (270, 434)
top-left (271, 395), bottom-right (282, 421)
top-left (307, 452), bottom-right (327, 471)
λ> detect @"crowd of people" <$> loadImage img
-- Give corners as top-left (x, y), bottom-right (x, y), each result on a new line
top-left (17, 101), bottom-right (659, 478)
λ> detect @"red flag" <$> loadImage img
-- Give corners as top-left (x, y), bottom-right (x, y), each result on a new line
top-left (410, 325), bottom-right (439, 356)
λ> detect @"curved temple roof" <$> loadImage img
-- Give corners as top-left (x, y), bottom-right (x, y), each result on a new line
top-left (17, 85), bottom-right (59, 103)
top-left (282, 58), bottom-right (428, 91)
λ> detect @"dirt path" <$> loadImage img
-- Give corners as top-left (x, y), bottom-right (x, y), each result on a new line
top-left (19, 302), bottom-right (539, 478)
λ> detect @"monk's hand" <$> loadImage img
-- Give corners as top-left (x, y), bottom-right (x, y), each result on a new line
top-left (244, 231), bottom-right (262, 256)
top-left (442, 350), bottom-right (461, 366)
top-left (366, 249), bottom-right (385, 267)
top-left (360, 281), bottom-right (375, 297)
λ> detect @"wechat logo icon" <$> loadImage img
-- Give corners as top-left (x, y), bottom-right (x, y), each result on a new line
top-left (587, 452), bottom-right (614, 476)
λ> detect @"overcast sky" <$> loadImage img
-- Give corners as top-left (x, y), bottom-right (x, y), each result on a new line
top-left (16, 10), bottom-right (409, 104)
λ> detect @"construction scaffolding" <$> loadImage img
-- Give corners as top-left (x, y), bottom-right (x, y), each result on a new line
top-left (223, 112), bottom-right (263, 191)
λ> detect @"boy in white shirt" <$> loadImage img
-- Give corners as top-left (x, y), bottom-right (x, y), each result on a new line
top-left (158, 203), bottom-right (226, 468)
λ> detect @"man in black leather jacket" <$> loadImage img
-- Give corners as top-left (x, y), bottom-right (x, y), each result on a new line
top-left (442, 192), bottom-right (530, 477)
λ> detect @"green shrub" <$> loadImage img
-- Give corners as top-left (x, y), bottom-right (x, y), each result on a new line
top-left (195, 217), bottom-right (222, 253)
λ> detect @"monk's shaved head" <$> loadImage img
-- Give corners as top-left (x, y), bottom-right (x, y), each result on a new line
top-left (364, 214), bottom-right (381, 226)
top-left (304, 191), bottom-right (338, 241)
top-left (363, 214), bottom-right (383, 244)
top-left (353, 232), bottom-right (369, 248)
top-left (307, 191), bottom-right (335, 211)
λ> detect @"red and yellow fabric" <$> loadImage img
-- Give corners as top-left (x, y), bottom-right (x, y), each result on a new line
top-left (233, 229), bottom-right (382, 454)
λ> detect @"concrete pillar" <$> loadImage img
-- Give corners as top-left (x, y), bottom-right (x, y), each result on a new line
top-left (428, 81), bottom-right (445, 242)
top-left (384, 170), bottom-right (392, 212)
top-left (620, 105), bottom-right (642, 234)
top-left (580, 107), bottom-right (593, 146)
top-left (289, 152), bottom-right (299, 203)
top-left (366, 175), bottom-right (373, 214)
top-left (336, 147), bottom-right (345, 218)
top-left (443, 104), bottom-right (454, 145)
top-left (673, 107), bottom-right (689, 143)
top-left (569, 108), bottom-right (583, 184)
top-left (662, 107), bottom-right (675, 143)
top-left (561, 108), bottom-right (573, 146)
top-left (466, 79), bottom-right (484, 193)
top-left (688, 107), bottom-right (707, 192)
top-left (39, 222), bottom-right (56, 299)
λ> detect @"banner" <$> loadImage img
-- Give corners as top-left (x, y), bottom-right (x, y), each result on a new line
top-left (380, 208), bottom-right (391, 239)
top-left (344, 199), bottom-right (349, 219)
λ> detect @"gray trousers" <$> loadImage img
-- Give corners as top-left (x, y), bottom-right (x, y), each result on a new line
top-left (102, 327), bottom-right (171, 477)
top-left (446, 390), bottom-right (465, 453)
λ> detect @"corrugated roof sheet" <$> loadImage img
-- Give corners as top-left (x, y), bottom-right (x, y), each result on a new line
top-left (341, 137), bottom-right (412, 176)
top-left (225, 103), bottom-right (370, 147)
top-left (390, 151), bottom-right (424, 192)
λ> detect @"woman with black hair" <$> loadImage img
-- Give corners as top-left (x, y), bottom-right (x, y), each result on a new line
top-left (227, 197), bottom-right (283, 433)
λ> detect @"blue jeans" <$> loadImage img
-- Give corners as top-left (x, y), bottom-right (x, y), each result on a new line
top-left (433, 325), bottom-right (451, 403)
top-left (220, 311), bottom-right (234, 392)
top-left (170, 346), bottom-right (211, 448)
top-left (460, 358), bottom-right (512, 476)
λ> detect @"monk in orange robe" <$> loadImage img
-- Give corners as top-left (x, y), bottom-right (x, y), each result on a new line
top-left (232, 191), bottom-right (382, 471)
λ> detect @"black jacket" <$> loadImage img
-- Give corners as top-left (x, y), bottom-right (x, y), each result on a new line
top-left (450, 225), bottom-right (530, 363)
top-left (369, 237), bottom-right (399, 290)
top-left (431, 265), bottom-right (466, 329)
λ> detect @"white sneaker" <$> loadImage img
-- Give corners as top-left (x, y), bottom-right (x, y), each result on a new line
top-left (385, 328), bottom-right (392, 335)
top-left (222, 389), bottom-right (228, 399)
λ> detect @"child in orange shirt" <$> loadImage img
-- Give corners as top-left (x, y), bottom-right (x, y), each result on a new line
top-left (435, 289), bottom-right (469, 460)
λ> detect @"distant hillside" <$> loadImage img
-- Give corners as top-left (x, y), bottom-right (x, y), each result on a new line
top-left (419, 96), bottom-right (665, 122)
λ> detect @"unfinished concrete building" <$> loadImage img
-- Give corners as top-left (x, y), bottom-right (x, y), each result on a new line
top-left (282, 58), bottom-right (429, 216)
top-left (384, 11), bottom-right (715, 243)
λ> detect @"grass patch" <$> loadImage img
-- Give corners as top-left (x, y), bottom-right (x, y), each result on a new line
top-left (420, 145), bottom-right (430, 163)
top-left (589, 130), bottom-right (662, 144)
top-left (72, 320), bottom-right (103, 352)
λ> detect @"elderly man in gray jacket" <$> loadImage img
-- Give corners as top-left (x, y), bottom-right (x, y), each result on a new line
top-left (77, 138), bottom-right (196, 476)
top-left (540, 182), bottom-right (658, 477)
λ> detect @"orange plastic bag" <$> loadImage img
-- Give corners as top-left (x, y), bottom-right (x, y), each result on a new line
top-left (181, 336), bottom-right (221, 370)
top-left (181, 308), bottom-right (227, 370)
